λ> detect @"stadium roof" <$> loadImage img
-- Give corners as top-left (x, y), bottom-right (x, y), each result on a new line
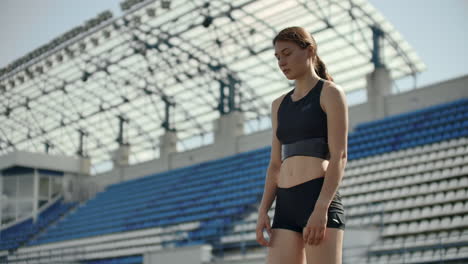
top-left (0, 0), bottom-right (425, 174)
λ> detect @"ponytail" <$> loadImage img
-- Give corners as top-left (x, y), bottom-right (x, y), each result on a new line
top-left (314, 54), bottom-right (333, 82)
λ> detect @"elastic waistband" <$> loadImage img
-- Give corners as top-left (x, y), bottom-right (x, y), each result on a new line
top-left (282, 137), bottom-right (330, 161)
top-left (276, 176), bottom-right (342, 197)
top-left (277, 176), bottom-right (324, 191)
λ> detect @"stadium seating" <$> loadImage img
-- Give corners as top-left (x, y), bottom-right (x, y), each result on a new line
top-left (0, 197), bottom-right (78, 251)
top-left (7, 97), bottom-right (468, 263)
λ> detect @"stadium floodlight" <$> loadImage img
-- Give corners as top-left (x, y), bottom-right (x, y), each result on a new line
top-left (25, 68), bottom-right (34, 79)
top-left (91, 37), bottom-right (99, 46)
top-left (65, 47), bottom-right (74, 58)
top-left (60, 84), bottom-right (67, 94)
top-left (82, 71), bottom-right (91, 82)
top-left (56, 53), bottom-right (63, 62)
top-left (83, 11), bottom-right (112, 32)
top-left (102, 30), bottom-right (111, 39)
top-left (120, 1), bottom-right (131, 11)
top-left (120, 0), bottom-right (143, 11)
top-left (35, 66), bottom-right (43, 74)
top-left (161, 0), bottom-right (171, 9)
top-left (202, 15), bottom-right (213, 28)
top-left (25, 97), bottom-right (31, 110)
top-left (133, 15), bottom-right (141, 26)
top-left (123, 17), bottom-right (130, 27)
top-left (146, 7), bottom-right (156, 17)
top-left (113, 21), bottom-right (121, 30)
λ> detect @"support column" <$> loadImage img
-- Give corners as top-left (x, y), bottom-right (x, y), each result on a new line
top-left (213, 111), bottom-right (244, 156)
top-left (32, 169), bottom-right (39, 223)
top-left (48, 175), bottom-right (52, 201)
top-left (111, 143), bottom-right (130, 182)
top-left (365, 66), bottom-right (392, 120)
top-left (111, 143), bottom-right (130, 168)
top-left (15, 176), bottom-right (19, 221)
top-left (0, 173), bottom-right (3, 226)
top-left (159, 131), bottom-right (178, 171)
top-left (366, 24), bottom-right (392, 120)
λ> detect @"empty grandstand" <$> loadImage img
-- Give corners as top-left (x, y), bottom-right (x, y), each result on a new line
top-left (1, 0), bottom-right (467, 263)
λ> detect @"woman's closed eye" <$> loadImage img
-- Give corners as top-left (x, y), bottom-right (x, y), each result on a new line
top-left (276, 53), bottom-right (290, 60)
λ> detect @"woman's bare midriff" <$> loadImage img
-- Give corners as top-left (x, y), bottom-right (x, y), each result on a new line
top-left (277, 155), bottom-right (329, 188)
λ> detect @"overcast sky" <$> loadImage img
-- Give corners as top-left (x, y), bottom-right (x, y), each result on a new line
top-left (1, 0), bottom-right (467, 91)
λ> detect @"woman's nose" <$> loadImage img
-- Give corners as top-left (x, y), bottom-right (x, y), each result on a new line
top-left (278, 58), bottom-right (287, 67)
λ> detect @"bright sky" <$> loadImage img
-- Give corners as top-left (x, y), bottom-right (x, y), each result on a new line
top-left (1, 0), bottom-right (467, 91)
top-left (369, 0), bottom-right (468, 91)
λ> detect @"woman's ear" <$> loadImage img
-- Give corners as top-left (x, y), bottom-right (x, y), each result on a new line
top-left (307, 46), bottom-right (314, 59)
top-left (307, 47), bottom-right (316, 65)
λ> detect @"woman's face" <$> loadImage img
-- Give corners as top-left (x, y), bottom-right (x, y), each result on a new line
top-left (274, 40), bottom-right (311, 80)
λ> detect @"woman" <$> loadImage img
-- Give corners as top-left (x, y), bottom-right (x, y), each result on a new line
top-left (256, 26), bottom-right (348, 264)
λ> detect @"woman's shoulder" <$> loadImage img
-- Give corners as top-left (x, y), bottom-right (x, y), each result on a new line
top-left (320, 80), bottom-right (347, 113)
top-left (271, 94), bottom-right (286, 115)
top-left (322, 79), bottom-right (344, 93)
top-left (272, 89), bottom-right (293, 108)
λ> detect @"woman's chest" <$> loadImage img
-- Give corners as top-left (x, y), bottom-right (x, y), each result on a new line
top-left (276, 98), bottom-right (327, 142)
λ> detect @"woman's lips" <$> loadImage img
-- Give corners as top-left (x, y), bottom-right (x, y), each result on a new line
top-left (283, 69), bottom-right (290, 74)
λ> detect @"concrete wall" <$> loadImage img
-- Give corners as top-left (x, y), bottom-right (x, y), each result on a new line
top-left (144, 244), bottom-right (212, 264)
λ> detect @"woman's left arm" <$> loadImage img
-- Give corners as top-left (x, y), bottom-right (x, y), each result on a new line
top-left (315, 82), bottom-right (348, 212)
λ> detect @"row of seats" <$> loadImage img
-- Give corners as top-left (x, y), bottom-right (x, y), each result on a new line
top-left (0, 197), bottom-right (77, 251)
top-left (373, 229), bottom-right (468, 249)
top-left (381, 214), bottom-right (468, 235)
top-left (385, 201), bottom-right (468, 222)
top-left (354, 98), bottom-right (467, 133)
top-left (344, 176), bottom-right (467, 205)
top-left (345, 201), bottom-right (468, 229)
top-left (365, 245), bottom-right (468, 264)
top-left (348, 188), bottom-right (467, 215)
top-left (344, 164), bottom-right (467, 194)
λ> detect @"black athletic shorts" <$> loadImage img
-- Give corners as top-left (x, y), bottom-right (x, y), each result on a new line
top-left (271, 176), bottom-right (346, 234)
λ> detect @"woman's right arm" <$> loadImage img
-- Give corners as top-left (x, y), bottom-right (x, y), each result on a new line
top-left (257, 98), bottom-right (283, 214)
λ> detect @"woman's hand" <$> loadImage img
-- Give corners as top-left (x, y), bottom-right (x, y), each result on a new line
top-left (256, 210), bottom-right (272, 247)
top-left (303, 207), bottom-right (328, 246)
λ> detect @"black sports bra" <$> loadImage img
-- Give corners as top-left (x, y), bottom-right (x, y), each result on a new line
top-left (276, 79), bottom-right (330, 161)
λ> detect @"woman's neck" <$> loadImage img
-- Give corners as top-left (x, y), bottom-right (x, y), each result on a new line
top-left (294, 69), bottom-right (321, 95)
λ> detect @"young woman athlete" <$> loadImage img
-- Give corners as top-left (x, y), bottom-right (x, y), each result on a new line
top-left (256, 26), bottom-right (349, 264)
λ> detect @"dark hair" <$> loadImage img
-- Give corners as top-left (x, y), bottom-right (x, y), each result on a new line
top-left (273, 26), bottom-right (333, 81)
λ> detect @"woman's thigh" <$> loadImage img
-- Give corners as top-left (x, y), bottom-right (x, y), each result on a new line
top-left (304, 228), bottom-right (344, 264)
top-left (266, 228), bottom-right (306, 264)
